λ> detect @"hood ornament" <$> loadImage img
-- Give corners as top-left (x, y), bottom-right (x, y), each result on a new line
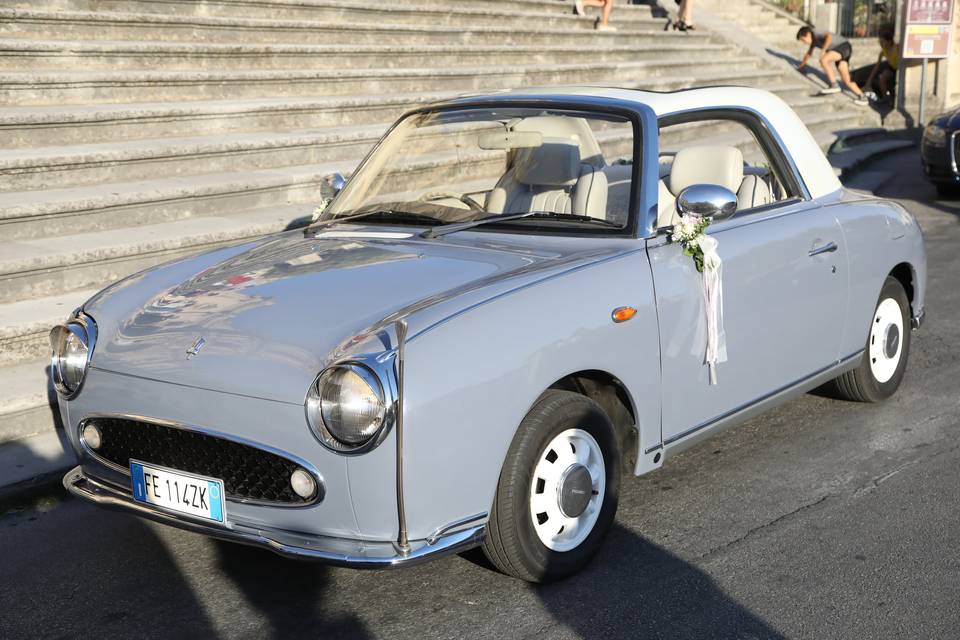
top-left (186, 337), bottom-right (206, 359)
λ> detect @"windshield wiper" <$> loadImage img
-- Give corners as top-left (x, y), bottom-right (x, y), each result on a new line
top-left (422, 211), bottom-right (620, 239)
top-left (306, 209), bottom-right (445, 235)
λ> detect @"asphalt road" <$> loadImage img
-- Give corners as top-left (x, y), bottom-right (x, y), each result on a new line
top-left (2, 148), bottom-right (958, 640)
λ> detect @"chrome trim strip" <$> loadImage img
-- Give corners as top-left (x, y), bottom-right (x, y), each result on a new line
top-left (77, 413), bottom-right (325, 509)
top-left (426, 512), bottom-right (488, 545)
top-left (643, 444), bottom-right (663, 455)
top-left (663, 351), bottom-right (864, 446)
top-left (912, 307), bottom-right (925, 330)
top-left (64, 466), bottom-right (485, 569)
top-left (950, 130), bottom-right (959, 176)
top-left (394, 319), bottom-right (411, 554)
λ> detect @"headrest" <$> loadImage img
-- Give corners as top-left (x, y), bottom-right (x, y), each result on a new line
top-left (514, 140), bottom-right (581, 187)
top-left (513, 116), bottom-right (603, 162)
top-left (669, 145), bottom-right (744, 196)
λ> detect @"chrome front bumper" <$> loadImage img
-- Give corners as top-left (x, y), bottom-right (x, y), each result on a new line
top-left (63, 466), bottom-right (485, 569)
top-left (912, 307), bottom-right (926, 330)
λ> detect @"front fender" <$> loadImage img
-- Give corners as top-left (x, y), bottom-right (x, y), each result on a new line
top-left (394, 248), bottom-right (660, 541)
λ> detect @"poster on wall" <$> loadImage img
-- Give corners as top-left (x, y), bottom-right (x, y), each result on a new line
top-left (902, 0), bottom-right (955, 59)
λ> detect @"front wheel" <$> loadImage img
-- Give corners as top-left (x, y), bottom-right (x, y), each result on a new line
top-left (482, 390), bottom-right (621, 582)
top-left (828, 276), bottom-right (911, 402)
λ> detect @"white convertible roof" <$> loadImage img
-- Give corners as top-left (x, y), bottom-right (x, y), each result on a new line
top-left (475, 86), bottom-right (842, 199)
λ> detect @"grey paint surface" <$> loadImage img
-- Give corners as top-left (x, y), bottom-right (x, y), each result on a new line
top-left (56, 93), bottom-right (926, 558)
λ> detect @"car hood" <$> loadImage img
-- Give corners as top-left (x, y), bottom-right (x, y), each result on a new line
top-left (85, 228), bottom-right (613, 404)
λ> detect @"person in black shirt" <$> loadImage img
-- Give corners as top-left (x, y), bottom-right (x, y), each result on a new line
top-left (796, 26), bottom-right (869, 105)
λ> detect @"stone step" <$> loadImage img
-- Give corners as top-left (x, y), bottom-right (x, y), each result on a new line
top-left (0, 56), bottom-right (767, 105)
top-left (0, 360), bottom-right (56, 445)
top-left (0, 39), bottom-right (735, 72)
top-left (0, 88), bottom-right (856, 199)
top-left (12, 0), bottom-right (654, 15)
top-left (6, 77), bottom-right (814, 150)
top-left (0, 92), bottom-right (452, 149)
top-left (0, 203), bottom-right (317, 304)
top-left (0, 8), bottom-right (679, 45)
top-left (12, 0), bottom-right (656, 29)
top-left (0, 165), bottom-right (333, 258)
top-left (0, 124), bottom-right (386, 195)
top-left (0, 289), bottom-right (96, 367)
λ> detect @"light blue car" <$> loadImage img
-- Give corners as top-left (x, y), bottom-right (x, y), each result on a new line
top-left (53, 88), bottom-right (926, 582)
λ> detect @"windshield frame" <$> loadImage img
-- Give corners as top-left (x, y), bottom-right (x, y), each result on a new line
top-left (316, 96), bottom-right (655, 239)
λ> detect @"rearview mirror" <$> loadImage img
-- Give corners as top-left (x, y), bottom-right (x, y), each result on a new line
top-left (325, 172), bottom-right (347, 197)
top-left (676, 184), bottom-right (738, 221)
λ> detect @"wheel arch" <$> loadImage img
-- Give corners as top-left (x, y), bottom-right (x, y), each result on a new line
top-left (548, 370), bottom-right (639, 472)
top-left (888, 262), bottom-right (916, 315)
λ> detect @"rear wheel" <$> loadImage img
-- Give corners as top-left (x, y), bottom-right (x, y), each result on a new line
top-left (482, 390), bottom-right (620, 582)
top-left (828, 276), bottom-right (911, 402)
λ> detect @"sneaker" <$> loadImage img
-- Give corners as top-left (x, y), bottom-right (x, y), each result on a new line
top-left (573, 0), bottom-right (584, 15)
top-left (854, 95), bottom-right (870, 106)
top-left (595, 22), bottom-right (617, 31)
top-left (817, 86), bottom-right (841, 95)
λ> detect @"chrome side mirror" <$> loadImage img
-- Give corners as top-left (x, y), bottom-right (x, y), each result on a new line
top-left (324, 172), bottom-right (347, 197)
top-left (676, 184), bottom-right (738, 221)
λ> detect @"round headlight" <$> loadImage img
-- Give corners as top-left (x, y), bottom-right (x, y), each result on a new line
top-left (49, 320), bottom-right (93, 396)
top-left (311, 364), bottom-right (386, 449)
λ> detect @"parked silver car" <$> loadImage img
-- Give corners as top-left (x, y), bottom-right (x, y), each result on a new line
top-left (54, 87), bottom-right (926, 582)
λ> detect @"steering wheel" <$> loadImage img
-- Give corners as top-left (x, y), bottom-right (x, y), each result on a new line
top-left (420, 191), bottom-right (486, 212)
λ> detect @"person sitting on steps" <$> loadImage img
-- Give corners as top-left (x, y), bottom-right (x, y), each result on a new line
top-left (796, 26), bottom-right (869, 106)
top-left (864, 27), bottom-right (899, 104)
top-left (573, 0), bottom-right (616, 31)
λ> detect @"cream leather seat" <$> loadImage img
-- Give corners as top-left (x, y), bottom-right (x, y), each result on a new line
top-left (486, 116), bottom-right (609, 219)
top-left (657, 145), bottom-right (772, 228)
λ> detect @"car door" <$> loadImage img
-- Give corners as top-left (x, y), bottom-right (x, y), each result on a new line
top-left (649, 197), bottom-right (848, 445)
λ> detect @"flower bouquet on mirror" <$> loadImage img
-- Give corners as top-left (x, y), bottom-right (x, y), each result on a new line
top-left (672, 214), bottom-right (727, 385)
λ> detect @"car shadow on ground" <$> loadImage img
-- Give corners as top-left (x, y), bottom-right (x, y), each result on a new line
top-left (460, 523), bottom-right (782, 639)
top-left (215, 541), bottom-right (371, 639)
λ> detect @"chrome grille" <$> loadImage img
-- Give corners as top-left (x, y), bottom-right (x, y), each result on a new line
top-left (84, 417), bottom-right (313, 505)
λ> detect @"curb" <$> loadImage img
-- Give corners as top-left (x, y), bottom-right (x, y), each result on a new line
top-left (0, 430), bottom-right (75, 501)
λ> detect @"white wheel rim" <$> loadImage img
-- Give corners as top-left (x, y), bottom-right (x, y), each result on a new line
top-left (869, 297), bottom-right (904, 384)
top-left (529, 428), bottom-right (605, 552)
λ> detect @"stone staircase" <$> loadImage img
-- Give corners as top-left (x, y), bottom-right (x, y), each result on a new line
top-left (0, 0), bottom-right (878, 488)
top-left (698, 0), bottom-right (881, 70)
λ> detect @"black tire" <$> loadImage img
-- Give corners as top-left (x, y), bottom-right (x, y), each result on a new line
top-left (828, 276), bottom-right (911, 402)
top-left (482, 390), bottom-right (621, 583)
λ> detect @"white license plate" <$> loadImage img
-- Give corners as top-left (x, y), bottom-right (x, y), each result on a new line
top-left (130, 460), bottom-right (226, 524)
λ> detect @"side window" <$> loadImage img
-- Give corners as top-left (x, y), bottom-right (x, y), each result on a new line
top-left (655, 116), bottom-right (797, 230)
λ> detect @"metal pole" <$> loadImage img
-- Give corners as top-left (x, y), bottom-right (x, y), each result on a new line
top-left (919, 57), bottom-right (928, 126)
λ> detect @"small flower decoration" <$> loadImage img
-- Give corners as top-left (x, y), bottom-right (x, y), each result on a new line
top-left (671, 214), bottom-right (712, 273)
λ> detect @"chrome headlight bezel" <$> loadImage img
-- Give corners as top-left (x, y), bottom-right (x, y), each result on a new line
top-left (305, 356), bottom-right (397, 455)
top-left (49, 312), bottom-right (97, 399)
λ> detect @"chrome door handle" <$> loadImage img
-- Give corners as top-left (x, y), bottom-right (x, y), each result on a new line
top-left (808, 241), bottom-right (838, 257)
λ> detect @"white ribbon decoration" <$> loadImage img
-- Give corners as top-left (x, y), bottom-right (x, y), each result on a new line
top-left (694, 234), bottom-right (726, 385)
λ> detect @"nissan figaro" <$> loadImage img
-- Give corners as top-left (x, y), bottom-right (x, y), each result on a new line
top-left (53, 87), bottom-right (926, 582)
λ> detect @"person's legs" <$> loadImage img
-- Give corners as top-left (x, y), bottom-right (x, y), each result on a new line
top-left (878, 66), bottom-right (893, 98)
top-left (837, 60), bottom-right (865, 97)
top-left (602, 0), bottom-right (613, 26)
top-left (819, 50), bottom-right (840, 86)
top-left (679, 0), bottom-right (692, 25)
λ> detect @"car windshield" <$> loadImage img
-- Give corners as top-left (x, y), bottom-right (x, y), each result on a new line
top-left (320, 107), bottom-right (637, 233)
